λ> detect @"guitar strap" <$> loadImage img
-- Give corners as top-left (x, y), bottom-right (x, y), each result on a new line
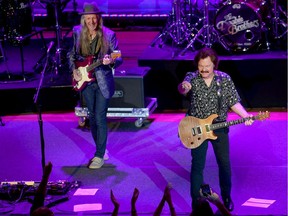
top-left (215, 71), bottom-right (222, 115)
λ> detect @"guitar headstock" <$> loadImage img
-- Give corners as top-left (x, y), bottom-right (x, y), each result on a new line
top-left (257, 111), bottom-right (270, 121)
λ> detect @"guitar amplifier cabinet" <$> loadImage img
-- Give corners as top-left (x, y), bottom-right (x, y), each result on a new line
top-left (110, 67), bottom-right (150, 108)
top-left (75, 67), bottom-right (158, 127)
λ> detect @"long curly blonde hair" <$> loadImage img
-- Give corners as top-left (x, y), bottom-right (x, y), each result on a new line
top-left (78, 14), bottom-right (108, 57)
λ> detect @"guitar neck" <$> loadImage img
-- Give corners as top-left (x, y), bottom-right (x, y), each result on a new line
top-left (87, 60), bottom-right (102, 72)
top-left (210, 115), bottom-right (258, 130)
top-left (85, 52), bottom-right (121, 72)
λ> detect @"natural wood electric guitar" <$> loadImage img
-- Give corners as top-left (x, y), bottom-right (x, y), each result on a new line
top-left (178, 111), bottom-right (270, 149)
top-left (72, 51), bottom-right (121, 91)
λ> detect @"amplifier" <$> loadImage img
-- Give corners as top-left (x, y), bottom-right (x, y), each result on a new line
top-left (110, 67), bottom-right (150, 108)
top-left (0, 180), bottom-right (80, 201)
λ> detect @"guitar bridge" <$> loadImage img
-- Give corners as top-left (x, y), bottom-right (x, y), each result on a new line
top-left (192, 126), bottom-right (202, 136)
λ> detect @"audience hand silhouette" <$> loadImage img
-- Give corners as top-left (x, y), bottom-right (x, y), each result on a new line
top-left (30, 162), bottom-right (54, 216)
top-left (131, 188), bottom-right (139, 216)
top-left (110, 190), bottom-right (120, 216)
top-left (154, 183), bottom-right (176, 216)
top-left (111, 184), bottom-right (178, 216)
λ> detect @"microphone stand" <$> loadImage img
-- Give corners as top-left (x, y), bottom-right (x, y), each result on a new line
top-left (33, 47), bottom-right (51, 171)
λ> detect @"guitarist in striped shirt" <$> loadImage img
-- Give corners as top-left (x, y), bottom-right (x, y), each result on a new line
top-left (178, 48), bottom-right (253, 212)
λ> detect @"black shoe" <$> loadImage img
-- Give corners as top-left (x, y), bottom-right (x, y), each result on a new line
top-left (224, 198), bottom-right (234, 212)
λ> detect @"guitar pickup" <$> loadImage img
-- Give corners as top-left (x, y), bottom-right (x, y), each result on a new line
top-left (192, 126), bottom-right (202, 136)
top-left (205, 124), bottom-right (210, 132)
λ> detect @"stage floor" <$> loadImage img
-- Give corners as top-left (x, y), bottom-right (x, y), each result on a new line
top-left (0, 110), bottom-right (286, 215)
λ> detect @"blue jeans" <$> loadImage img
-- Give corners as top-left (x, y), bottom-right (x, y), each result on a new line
top-left (190, 128), bottom-right (231, 208)
top-left (82, 82), bottom-right (110, 159)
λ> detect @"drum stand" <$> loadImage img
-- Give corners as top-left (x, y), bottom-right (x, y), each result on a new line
top-left (0, 37), bottom-right (12, 81)
top-left (62, 0), bottom-right (79, 39)
top-left (179, 0), bottom-right (219, 55)
top-left (36, 0), bottom-right (65, 81)
top-left (150, 0), bottom-right (190, 53)
top-left (1, 30), bottom-right (47, 82)
top-left (53, 0), bottom-right (63, 76)
top-left (17, 30), bottom-right (47, 81)
top-left (270, 0), bottom-right (287, 39)
top-left (0, 0), bottom-right (46, 82)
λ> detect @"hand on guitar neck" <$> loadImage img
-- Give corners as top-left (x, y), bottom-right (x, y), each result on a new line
top-left (102, 54), bottom-right (115, 65)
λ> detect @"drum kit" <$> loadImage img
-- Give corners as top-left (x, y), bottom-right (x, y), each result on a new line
top-left (151, 0), bottom-right (287, 55)
top-left (0, 0), bottom-right (33, 46)
top-left (0, 0), bottom-right (286, 56)
top-left (0, 0), bottom-right (72, 82)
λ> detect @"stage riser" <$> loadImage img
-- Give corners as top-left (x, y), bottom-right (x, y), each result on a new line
top-left (1, 58), bottom-right (286, 115)
top-left (0, 88), bottom-right (78, 115)
top-left (110, 70), bottom-right (147, 108)
top-left (0, 68), bottom-right (150, 115)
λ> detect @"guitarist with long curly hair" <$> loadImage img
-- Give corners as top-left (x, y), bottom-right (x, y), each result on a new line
top-left (68, 2), bottom-right (123, 169)
top-left (178, 47), bottom-right (253, 212)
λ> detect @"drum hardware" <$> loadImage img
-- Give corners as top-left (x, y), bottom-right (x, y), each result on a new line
top-left (0, 29), bottom-right (47, 83)
top-left (53, 0), bottom-right (62, 76)
top-left (0, 0), bottom-right (47, 82)
top-left (183, 0), bottom-right (200, 29)
top-left (34, 0), bottom-right (69, 80)
top-left (62, 0), bottom-right (79, 39)
top-left (270, 0), bottom-right (287, 39)
top-left (1, 0), bottom-right (34, 46)
top-left (179, 0), bottom-right (220, 55)
top-left (150, 0), bottom-right (190, 50)
top-left (42, 0), bottom-right (64, 78)
top-left (17, 30), bottom-right (47, 81)
top-left (31, 0), bottom-right (46, 9)
top-left (0, 35), bottom-right (13, 82)
top-left (260, 23), bottom-right (271, 51)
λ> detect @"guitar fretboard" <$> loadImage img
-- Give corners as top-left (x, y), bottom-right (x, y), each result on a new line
top-left (87, 60), bottom-right (102, 72)
top-left (210, 116), bottom-right (258, 131)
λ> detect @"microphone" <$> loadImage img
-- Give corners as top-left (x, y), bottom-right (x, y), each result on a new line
top-left (47, 41), bottom-right (54, 53)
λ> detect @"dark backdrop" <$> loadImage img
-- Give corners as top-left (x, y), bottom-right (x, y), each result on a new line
top-left (141, 54), bottom-right (287, 110)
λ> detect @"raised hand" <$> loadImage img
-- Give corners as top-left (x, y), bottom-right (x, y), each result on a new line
top-left (131, 188), bottom-right (139, 216)
top-left (110, 190), bottom-right (120, 216)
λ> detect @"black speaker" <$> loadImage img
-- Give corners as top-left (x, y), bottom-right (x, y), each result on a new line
top-left (110, 67), bottom-right (150, 108)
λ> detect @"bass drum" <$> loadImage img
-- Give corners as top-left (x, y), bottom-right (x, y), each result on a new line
top-left (214, 2), bottom-right (262, 52)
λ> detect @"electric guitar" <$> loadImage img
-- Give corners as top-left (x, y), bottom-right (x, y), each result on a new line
top-left (178, 111), bottom-right (270, 149)
top-left (72, 51), bottom-right (121, 91)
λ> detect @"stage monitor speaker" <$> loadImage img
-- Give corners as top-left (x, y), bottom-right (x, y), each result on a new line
top-left (110, 67), bottom-right (150, 108)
